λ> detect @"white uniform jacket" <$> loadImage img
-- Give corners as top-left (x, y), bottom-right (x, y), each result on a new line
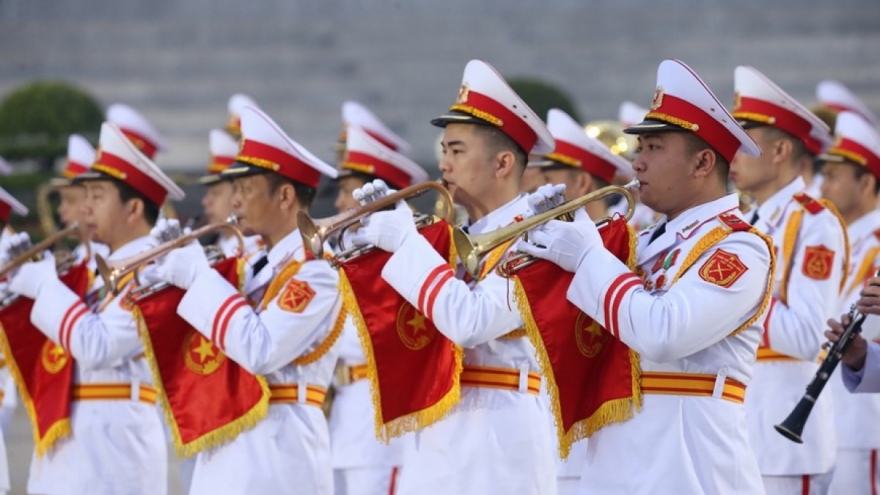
top-left (566, 193), bottom-right (772, 495)
top-left (176, 228), bottom-right (342, 495)
top-left (26, 235), bottom-right (167, 495)
top-left (379, 195), bottom-right (556, 495)
top-left (832, 210), bottom-right (880, 449)
top-left (745, 177), bottom-right (847, 475)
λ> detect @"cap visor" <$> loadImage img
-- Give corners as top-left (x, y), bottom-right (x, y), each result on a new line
top-left (198, 174), bottom-right (225, 185)
top-left (71, 170), bottom-right (106, 184)
top-left (431, 110), bottom-right (495, 128)
top-left (48, 177), bottom-right (74, 187)
top-left (816, 152), bottom-right (847, 164)
top-left (623, 119), bottom-right (687, 135)
top-left (219, 163), bottom-right (269, 180)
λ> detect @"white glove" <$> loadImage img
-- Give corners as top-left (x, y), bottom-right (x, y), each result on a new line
top-left (154, 242), bottom-right (210, 289)
top-left (9, 254), bottom-right (57, 299)
top-left (349, 200), bottom-right (416, 252)
top-left (352, 179), bottom-right (391, 206)
top-left (515, 219), bottom-right (601, 273)
top-left (525, 184), bottom-right (567, 217)
top-left (150, 218), bottom-right (189, 244)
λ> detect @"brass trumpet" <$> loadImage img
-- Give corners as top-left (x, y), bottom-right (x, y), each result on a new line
top-left (96, 219), bottom-right (245, 296)
top-left (455, 180), bottom-right (639, 279)
top-left (298, 180), bottom-right (455, 259)
top-left (0, 222), bottom-right (88, 280)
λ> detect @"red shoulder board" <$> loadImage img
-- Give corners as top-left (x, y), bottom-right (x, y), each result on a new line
top-left (717, 212), bottom-right (751, 232)
top-left (793, 192), bottom-right (825, 215)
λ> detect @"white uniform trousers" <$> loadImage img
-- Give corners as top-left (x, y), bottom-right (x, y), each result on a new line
top-left (334, 466), bottom-right (400, 495)
top-left (762, 471), bottom-right (834, 495)
top-left (829, 449), bottom-right (880, 495)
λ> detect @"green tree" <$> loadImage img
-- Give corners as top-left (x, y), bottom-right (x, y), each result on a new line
top-left (507, 78), bottom-right (582, 123)
top-left (0, 81), bottom-right (102, 172)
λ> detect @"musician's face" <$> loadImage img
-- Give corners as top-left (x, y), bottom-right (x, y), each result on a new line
top-left (821, 161), bottom-right (870, 218)
top-left (57, 185), bottom-right (90, 232)
top-left (438, 123), bottom-right (502, 210)
top-left (201, 180), bottom-right (235, 225)
top-left (230, 174), bottom-right (279, 237)
top-left (82, 180), bottom-right (142, 249)
top-left (335, 176), bottom-right (366, 214)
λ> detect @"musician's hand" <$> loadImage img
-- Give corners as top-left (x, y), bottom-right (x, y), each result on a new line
top-left (154, 242), bottom-right (210, 290)
top-left (515, 218), bottom-right (600, 273)
top-left (825, 314), bottom-right (868, 371)
top-left (350, 200), bottom-right (416, 252)
top-left (150, 218), bottom-right (185, 244)
top-left (525, 184), bottom-right (566, 217)
top-left (857, 276), bottom-right (880, 315)
top-left (9, 255), bottom-right (57, 299)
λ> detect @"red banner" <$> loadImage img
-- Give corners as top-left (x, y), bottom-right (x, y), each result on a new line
top-left (134, 256), bottom-right (270, 458)
top-left (513, 216), bottom-right (641, 458)
top-left (338, 219), bottom-right (462, 441)
top-left (0, 262), bottom-right (90, 457)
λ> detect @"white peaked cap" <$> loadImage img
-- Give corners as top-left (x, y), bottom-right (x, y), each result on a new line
top-left (341, 125), bottom-right (428, 189)
top-left (342, 101), bottom-right (410, 152)
top-left (106, 103), bottom-right (168, 159)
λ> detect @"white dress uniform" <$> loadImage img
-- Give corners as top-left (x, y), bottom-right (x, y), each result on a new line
top-left (379, 195), bottom-right (556, 495)
top-left (25, 235), bottom-right (168, 495)
top-left (162, 104), bottom-right (343, 495)
top-left (745, 177), bottom-right (846, 487)
top-left (821, 111), bottom-right (880, 495)
top-left (563, 194), bottom-right (771, 495)
top-left (330, 321), bottom-right (403, 495)
top-left (175, 229), bottom-right (341, 495)
top-left (829, 210), bottom-right (880, 494)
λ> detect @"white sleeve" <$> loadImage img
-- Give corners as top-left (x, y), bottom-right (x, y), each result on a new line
top-left (567, 233), bottom-right (772, 362)
top-left (177, 261), bottom-right (341, 375)
top-left (381, 233), bottom-right (522, 348)
top-left (767, 212), bottom-right (847, 361)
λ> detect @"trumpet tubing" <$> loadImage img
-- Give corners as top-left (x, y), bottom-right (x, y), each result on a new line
top-left (0, 223), bottom-right (85, 280)
top-left (96, 220), bottom-right (244, 296)
top-left (297, 180), bottom-right (455, 259)
top-left (454, 180), bottom-right (639, 279)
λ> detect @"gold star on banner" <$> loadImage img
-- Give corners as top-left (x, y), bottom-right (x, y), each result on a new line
top-left (407, 312), bottom-right (427, 333)
top-left (194, 337), bottom-right (216, 364)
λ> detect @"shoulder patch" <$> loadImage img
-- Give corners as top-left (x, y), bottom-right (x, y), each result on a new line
top-left (793, 192), bottom-right (825, 215)
top-left (278, 279), bottom-right (316, 313)
top-left (717, 212), bottom-right (751, 232)
top-left (698, 249), bottom-right (748, 288)
top-left (803, 245), bottom-right (835, 280)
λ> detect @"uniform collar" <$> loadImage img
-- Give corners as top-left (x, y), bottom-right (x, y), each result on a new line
top-left (848, 209), bottom-right (880, 244)
top-left (266, 228), bottom-right (306, 271)
top-left (465, 194), bottom-right (529, 235)
top-left (754, 176), bottom-right (806, 228)
top-left (640, 194), bottom-right (740, 262)
top-left (108, 235), bottom-right (155, 261)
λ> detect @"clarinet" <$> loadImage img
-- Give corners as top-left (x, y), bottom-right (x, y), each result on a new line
top-left (774, 303), bottom-right (868, 443)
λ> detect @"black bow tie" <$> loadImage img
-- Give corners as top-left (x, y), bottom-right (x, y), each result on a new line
top-left (648, 223), bottom-right (666, 245)
top-left (252, 255), bottom-right (269, 276)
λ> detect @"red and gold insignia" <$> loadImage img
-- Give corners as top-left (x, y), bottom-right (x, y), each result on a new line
top-left (40, 340), bottom-right (69, 374)
top-left (698, 249), bottom-right (748, 288)
top-left (183, 332), bottom-right (226, 375)
top-left (456, 83), bottom-right (470, 105)
top-left (277, 279), bottom-right (315, 313)
top-left (733, 91), bottom-right (742, 111)
top-left (803, 245), bottom-right (835, 280)
top-left (395, 301), bottom-right (436, 351)
top-left (651, 86), bottom-right (664, 110)
top-left (574, 312), bottom-right (608, 358)
top-left (655, 274), bottom-right (667, 290)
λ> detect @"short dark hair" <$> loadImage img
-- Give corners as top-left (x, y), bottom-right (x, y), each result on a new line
top-left (109, 178), bottom-right (160, 225)
top-left (471, 124), bottom-right (528, 173)
top-left (761, 126), bottom-right (809, 162)
top-left (850, 161), bottom-right (880, 195)
top-left (681, 132), bottom-right (729, 185)
top-left (264, 172), bottom-right (317, 208)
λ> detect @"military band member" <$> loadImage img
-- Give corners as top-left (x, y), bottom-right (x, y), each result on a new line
top-left (518, 59), bottom-right (773, 494)
top-left (608, 101), bottom-right (659, 230)
top-left (728, 66), bottom-right (845, 494)
top-left (331, 121), bottom-right (427, 495)
top-left (5, 121), bottom-right (183, 495)
top-left (349, 59), bottom-right (557, 495)
top-left (807, 81), bottom-right (880, 198)
top-left (0, 187), bottom-right (29, 495)
top-left (50, 134), bottom-right (110, 271)
top-left (818, 111), bottom-right (880, 495)
top-left (152, 105), bottom-right (342, 495)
